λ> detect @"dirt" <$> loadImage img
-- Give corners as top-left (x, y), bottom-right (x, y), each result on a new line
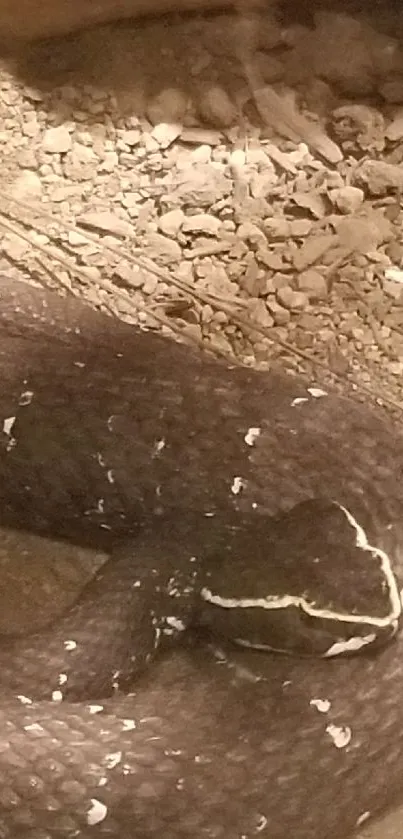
top-left (1, 3), bottom-right (403, 836)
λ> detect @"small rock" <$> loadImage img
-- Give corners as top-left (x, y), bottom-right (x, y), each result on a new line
top-left (198, 86), bottom-right (237, 128)
top-left (208, 332), bottom-right (233, 355)
top-left (142, 274), bottom-right (159, 295)
top-left (114, 264), bottom-right (145, 289)
top-left (383, 279), bottom-right (403, 302)
top-left (42, 125), bottom-right (72, 154)
top-left (292, 191), bottom-right (328, 219)
top-left (328, 186), bottom-right (364, 215)
top-left (263, 217), bottom-right (291, 240)
top-left (257, 249), bottom-right (284, 271)
top-left (17, 149), bottom-right (38, 169)
top-left (121, 129), bottom-right (141, 146)
top-left (67, 231), bottom-right (88, 247)
top-left (289, 219), bottom-right (313, 238)
top-left (297, 269), bottom-right (328, 300)
top-left (247, 298), bottom-right (274, 328)
top-left (266, 297), bottom-right (291, 325)
top-left (151, 123), bottom-right (182, 149)
top-left (190, 145), bottom-right (212, 164)
top-left (389, 361), bottom-right (403, 376)
top-left (236, 222), bottom-right (267, 249)
top-left (98, 151), bottom-right (119, 173)
top-left (277, 286), bottom-right (309, 311)
top-left (354, 160), bottom-right (403, 196)
top-left (167, 164), bottom-right (231, 208)
top-left (12, 170), bottom-right (42, 200)
top-left (158, 209), bottom-right (185, 238)
top-left (182, 213), bottom-right (220, 236)
top-left (180, 128), bottom-right (223, 146)
top-left (2, 233), bottom-right (29, 261)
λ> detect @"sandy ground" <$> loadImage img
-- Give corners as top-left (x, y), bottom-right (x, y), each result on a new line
top-left (1, 2), bottom-right (403, 836)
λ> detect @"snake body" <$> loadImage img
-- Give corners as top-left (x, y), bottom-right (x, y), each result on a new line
top-left (2, 277), bottom-right (403, 838)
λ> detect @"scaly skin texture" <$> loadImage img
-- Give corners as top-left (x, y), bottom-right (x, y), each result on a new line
top-left (0, 277), bottom-right (403, 838)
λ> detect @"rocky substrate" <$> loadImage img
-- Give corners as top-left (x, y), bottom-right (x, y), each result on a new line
top-left (1, 4), bottom-right (403, 406)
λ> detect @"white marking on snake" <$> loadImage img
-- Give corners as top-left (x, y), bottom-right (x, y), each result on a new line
top-left (104, 751), bottom-right (122, 769)
top-left (52, 690), bottom-right (63, 702)
top-left (19, 390), bottom-right (34, 406)
top-left (231, 476), bottom-right (245, 495)
top-left (24, 723), bottom-right (44, 733)
top-left (326, 724), bottom-right (352, 748)
top-left (64, 640), bottom-right (77, 651)
top-left (356, 812), bottom-right (371, 826)
top-left (291, 397), bottom-right (308, 406)
top-left (3, 416), bottom-right (16, 451)
top-left (165, 617), bottom-right (186, 632)
top-left (98, 777), bottom-right (108, 787)
top-left (324, 634), bottom-right (376, 657)
top-left (244, 427), bottom-right (261, 447)
top-left (87, 799), bottom-right (108, 826)
top-left (122, 719), bottom-right (136, 731)
top-left (307, 387), bottom-right (327, 398)
top-left (201, 502), bottom-right (402, 651)
top-left (88, 705), bottom-right (104, 714)
top-left (58, 673), bottom-right (68, 685)
top-left (107, 469), bottom-right (115, 484)
top-left (152, 438), bottom-right (166, 457)
top-left (310, 698), bottom-right (331, 713)
top-left (17, 695), bottom-right (32, 704)
top-left (256, 815), bottom-right (268, 832)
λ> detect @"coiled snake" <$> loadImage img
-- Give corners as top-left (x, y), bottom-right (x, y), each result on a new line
top-left (1, 276), bottom-right (403, 839)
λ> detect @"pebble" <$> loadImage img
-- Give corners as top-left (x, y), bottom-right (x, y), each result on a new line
top-left (158, 209), bottom-right (185, 238)
top-left (277, 287), bottom-right (309, 311)
top-left (182, 213), bottom-right (221, 236)
top-left (42, 125), bottom-right (72, 154)
top-left (328, 186), bottom-right (364, 214)
top-left (12, 170), bottom-right (42, 199)
top-left (297, 270), bottom-right (328, 300)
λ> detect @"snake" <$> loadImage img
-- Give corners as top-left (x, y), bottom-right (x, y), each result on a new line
top-left (1, 276), bottom-right (403, 839)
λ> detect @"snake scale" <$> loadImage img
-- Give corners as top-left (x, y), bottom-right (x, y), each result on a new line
top-left (1, 275), bottom-right (403, 838)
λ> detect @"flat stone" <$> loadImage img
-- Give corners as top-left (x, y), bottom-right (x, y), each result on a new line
top-left (42, 125), bottom-right (72, 154)
top-left (297, 269), bottom-right (328, 300)
top-left (158, 209), bottom-right (185, 238)
top-left (182, 213), bottom-right (220, 236)
top-left (277, 286), bottom-right (309, 311)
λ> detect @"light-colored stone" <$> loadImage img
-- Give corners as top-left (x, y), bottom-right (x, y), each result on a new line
top-left (42, 125), bottom-right (72, 154)
top-left (158, 209), bottom-right (185, 238)
top-left (182, 213), bottom-right (220, 236)
top-left (277, 286), bottom-right (309, 311)
top-left (297, 269), bottom-right (328, 300)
